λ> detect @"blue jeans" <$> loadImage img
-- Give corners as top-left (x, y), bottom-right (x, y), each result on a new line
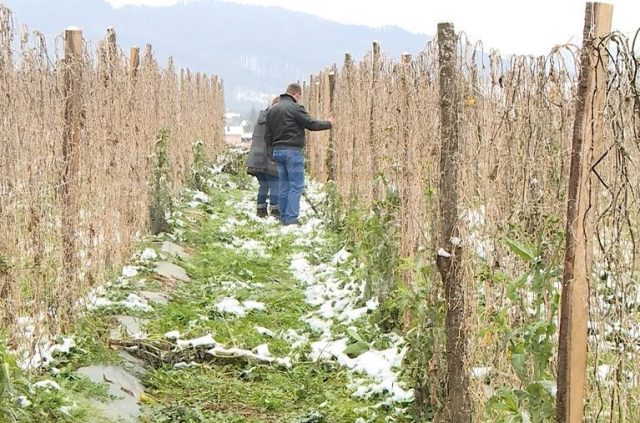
top-left (255, 173), bottom-right (279, 207)
top-left (272, 149), bottom-right (304, 224)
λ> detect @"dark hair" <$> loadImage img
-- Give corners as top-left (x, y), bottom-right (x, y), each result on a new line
top-left (286, 82), bottom-right (302, 96)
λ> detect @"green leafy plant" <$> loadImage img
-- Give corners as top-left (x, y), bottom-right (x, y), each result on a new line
top-left (0, 335), bottom-right (29, 423)
top-left (484, 236), bottom-right (561, 423)
top-left (189, 139), bottom-right (208, 191)
top-left (340, 173), bottom-right (401, 303)
top-left (401, 262), bottom-right (446, 422)
top-left (344, 327), bottom-right (370, 357)
top-left (150, 128), bottom-right (173, 234)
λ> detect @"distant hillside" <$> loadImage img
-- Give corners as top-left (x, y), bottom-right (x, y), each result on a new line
top-left (4, 0), bottom-right (431, 112)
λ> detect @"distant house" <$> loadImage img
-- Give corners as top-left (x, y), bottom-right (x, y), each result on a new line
top-left (225, 114), bottom-right (254, 144)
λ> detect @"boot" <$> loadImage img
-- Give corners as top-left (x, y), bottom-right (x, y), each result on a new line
top-left (257, 204), bottom-right (268, 218)
top-left (270, 205), bottom-right (280, 219)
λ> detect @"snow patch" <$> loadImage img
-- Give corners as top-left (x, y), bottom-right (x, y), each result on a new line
top-left (32, 380), bottom-right (61, 390)
top-left (192, 191), bottom-right (210, 203)
top-left (50, 337), bottom-right (75, 356)
top-left (256, 326), bottom-right (276, 337)
top-left (139, 248), bottom-right (158, 261)
top-left (122, 266), bottom-right (139, 278)
top-left (215, 297), bottom-right (266, 316)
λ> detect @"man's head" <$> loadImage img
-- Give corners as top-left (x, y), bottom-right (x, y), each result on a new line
top-left (286, 82), bottom-right (302, 102)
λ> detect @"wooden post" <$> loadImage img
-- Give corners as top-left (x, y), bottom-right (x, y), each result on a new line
top-left (143, 43), bottom-right (153, 69)
top-left (436, 22), bottom-right (472, 422)
top-left (344, 52), bottom-right (357, 198)
top-left (328, 69), bottom-right (336, 109)
top-left (369, 41), bottom-right (381, 200)
top-left (556, 3), bottom-right (612, 422)
top-left (315, 77), bottom-right (321, 119)
top-left (400, 51), bottom-right (413, 328)
top-left (129, 46), bottom-right (140, 79)
top-left (62, 27), bottom-right (83, 287)
top-left (326, 70), bottom-right (336, 181)
top-left (106, 27), bottom-right (116, 77)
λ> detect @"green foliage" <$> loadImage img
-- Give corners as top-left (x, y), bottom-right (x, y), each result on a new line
top-left (0, 335), bottom-right (110, 422)
top-left (0, 337), bottom-right (38, 423)
top-left (218, 148), bottom-right (253, 190)
top-left (343, 327), bottom-right (370, 357)
top-left (138, 167), bottom-right (413, 422)
top-left (338, 174), bottom-right (401, 303)
top-left (400, 262), bottom-right (446, 422)
top-left (150, 128), bottom-right (174, 234)
top-left (321, 181), bottom-right (343, 232)
top-left (189, 139), bottom-right (208, 191)
top-left (483, 233), bottom-right (562, 423)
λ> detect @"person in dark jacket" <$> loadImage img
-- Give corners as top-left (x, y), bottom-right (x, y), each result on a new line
top-left (265, 82), bottom-right (332, 225)
top-left (247, 97), bottom-right (280, 218)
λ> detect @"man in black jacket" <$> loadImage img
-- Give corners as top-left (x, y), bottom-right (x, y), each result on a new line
top-left (265, 83), bottom-right (332, 225)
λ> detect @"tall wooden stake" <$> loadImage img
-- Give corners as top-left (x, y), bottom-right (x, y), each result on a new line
top-left (436, 22), bottom-right (472, 422)
top-left (62, 27), bottom-right (83, 287)
top-left (327, 70), bottom-right (336, 181)
top-left (557, 3), bottom-right (612, 422)
top-left (129, 46), bottom-right (140, 79)
top-left (399, 52), bottom-right (414, 328)
top-left (369, 41), bottom-right (381, 200)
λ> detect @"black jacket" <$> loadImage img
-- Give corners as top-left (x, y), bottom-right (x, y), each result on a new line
top-left (265, 94), bottom-right (332, 152)
top-left (247, 109), bottom-right (278, 177)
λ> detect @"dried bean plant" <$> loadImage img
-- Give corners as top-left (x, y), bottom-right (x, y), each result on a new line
top-left (306, 25), bottom-right (640, 422)
top-left (0, 6), bottom-right (224, 356)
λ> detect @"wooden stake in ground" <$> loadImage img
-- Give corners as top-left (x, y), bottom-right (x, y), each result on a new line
top-left (61, 27), bottom-right (83, 289)
top-left (326, 70), bottom-right (336, 181)
top-left (556, 3), bottom-right (612, 422)
top-left (129, 46), bottom-right (140, 79)
top-left (399, 52), bottom-right (414, 327)
top-left (369, 41), bottom-right (381, 200)
top-left (436, 22), bottom-right (472, 422)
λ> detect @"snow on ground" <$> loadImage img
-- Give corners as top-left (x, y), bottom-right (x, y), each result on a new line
top-left (276, 184), bottom-right (414, 405)
top-left (214, 297), bottom-right (266, 316)
top-left (83, 292), bottom-right (153, 313)
top-left (231, 237), bottom-right (270, 258)
top-left (15, 155), bottom-right (412, 413)
top-left (32, 380), bottom-right (61, 390)
top-left (139, 248), bottom-right (158, 261)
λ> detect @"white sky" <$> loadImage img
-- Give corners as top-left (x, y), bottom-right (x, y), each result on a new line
top-left (106, 0), bottom-right (640, 55)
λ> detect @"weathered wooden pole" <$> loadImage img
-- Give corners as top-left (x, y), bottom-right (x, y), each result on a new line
top-left (62, 27), bottom-right (83, 286)
top-left (556, 3), bottom-right (612, 422)
top-left (399, 51), bottom-right (414, 325)
top-left (342, 51), bottom-right (357, 198)
top-left (129, 46), bottom-right (140, 79)
top-left (326, 69), bottom-right (336, 181)
top-left (106, 27), bottom-right (116, 76)
top-left (369, 41), bottom-right (381, 200)
top-left (436, 22), bottom-right (472, 422)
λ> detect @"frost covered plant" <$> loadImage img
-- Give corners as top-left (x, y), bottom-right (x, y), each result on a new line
top-left (150, 128), bottom-right (173, 235)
